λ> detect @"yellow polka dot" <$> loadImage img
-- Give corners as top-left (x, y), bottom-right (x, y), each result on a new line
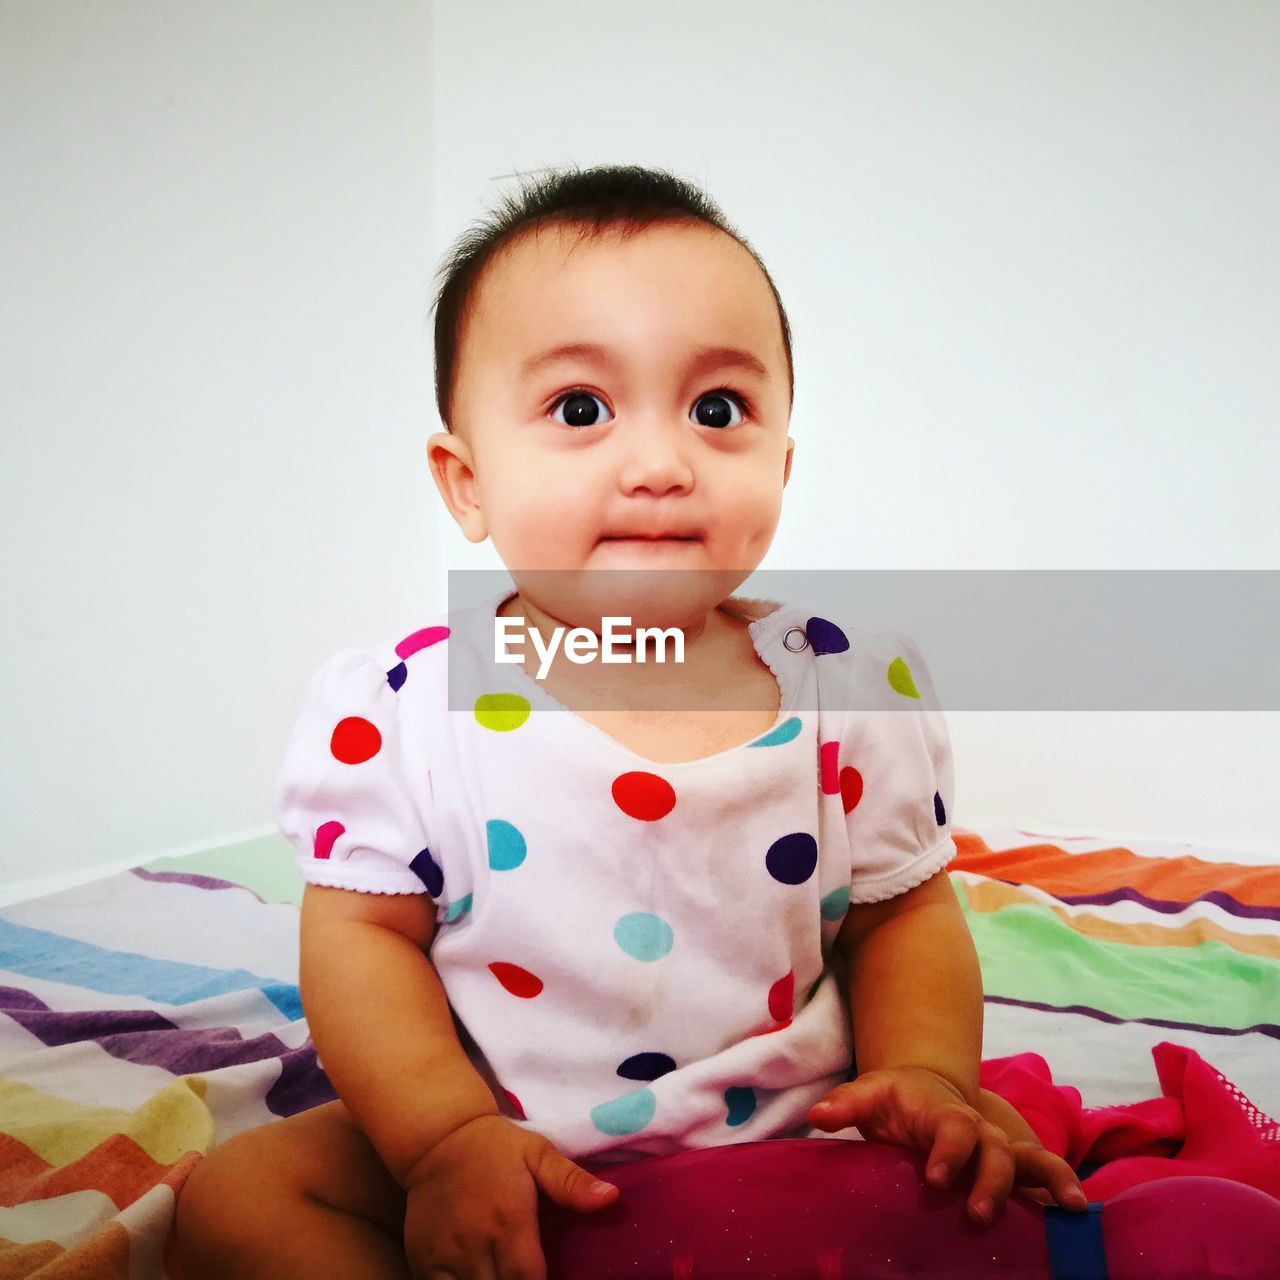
top-left (887, 657), bottom-right (920, 698)
top-left (474, 691), bottom-right (532, 732)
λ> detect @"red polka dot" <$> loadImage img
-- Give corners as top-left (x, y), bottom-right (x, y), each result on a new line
top-left (331, 716), bottom-right (381, 765)
top-left (840, 766), bottom-right (864, 814)
top-left (489, 961), bottom-right (544, 999)
top-left (611, 771), bottom-right (677, 821)
top-left (502, 1088), bottom-right (527, 1120)
top-left (768, 970), bottom-right (795, 1022)
top-left (819, 741), bottom-right (840, 794)
top-left (750, 1018), bottom-right (793, 1037)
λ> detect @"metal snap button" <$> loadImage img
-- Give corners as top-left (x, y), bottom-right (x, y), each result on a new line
top-left (783, 626), bottom-right (809, 652)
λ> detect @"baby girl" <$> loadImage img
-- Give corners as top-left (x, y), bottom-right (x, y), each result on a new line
top-left (172, 163), bottom-right (1087, 1280)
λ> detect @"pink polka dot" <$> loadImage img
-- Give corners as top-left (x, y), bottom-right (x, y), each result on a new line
top-left (611, 771), bottom-right (677, 821)
top-left (313, 820), bottom-right (344, 860)
top-left (396, 626), bottom-right (450, 659)
top-left (820, 740), bottom-right (840, 794)
top-left (502, 1088), bottom-right (527, 1120)
top-left (331, 716), bottom-right (380, 765)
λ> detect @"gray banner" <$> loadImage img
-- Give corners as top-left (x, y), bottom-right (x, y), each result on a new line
top-left (444, 569), bottom-right (1280, 711)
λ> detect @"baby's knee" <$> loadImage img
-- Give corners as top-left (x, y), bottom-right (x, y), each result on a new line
top-left (172, 1125), bottom-right (307, 1273)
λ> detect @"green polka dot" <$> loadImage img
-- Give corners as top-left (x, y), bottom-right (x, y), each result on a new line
top-left (614, 912), bottom-right (674, 961)
top-left (724, 1086), bottom-right (756, 1126)
top-left (443, 893), bottom-right (473, 923)
top-left (487, 819), bottom-right (527, 870)
top-left (474, 692), bottom-right (531, 732)
top-left (590, 1087), bottom-right (657, 1136)
top-left (748, 716), bottom-right (802, 747)
top-left (820, 883), bottom-right (852, 921)
top-left (887, 657), bottom-right (920, 698)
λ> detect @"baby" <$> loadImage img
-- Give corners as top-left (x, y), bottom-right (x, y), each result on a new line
top-left (172, 163), bottom-right (1087, 1280)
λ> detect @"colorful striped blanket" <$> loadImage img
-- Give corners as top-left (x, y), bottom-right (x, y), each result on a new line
top-left (0, 826), bottom-right (1276, 1277)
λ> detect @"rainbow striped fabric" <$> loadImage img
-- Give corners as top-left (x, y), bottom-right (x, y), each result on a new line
top-left (0, 826), bottom-right (1275, 1277)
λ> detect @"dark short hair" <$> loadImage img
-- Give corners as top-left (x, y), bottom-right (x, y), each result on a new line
top-left (428, 162), bottom-right (795, 432)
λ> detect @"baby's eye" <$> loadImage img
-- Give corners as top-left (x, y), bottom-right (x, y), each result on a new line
top-left (548, 389), bottom-right (749, 430)
top-left (551, 390), bottom-right (613, 429)
top-left (692, 390), bottom-right (747, 429)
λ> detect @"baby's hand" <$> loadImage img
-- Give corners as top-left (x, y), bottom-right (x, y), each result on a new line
top-left (807, 1066), bottom-right (1088, 1227)
top-left (401, 1114), bottom-right (618, 1280)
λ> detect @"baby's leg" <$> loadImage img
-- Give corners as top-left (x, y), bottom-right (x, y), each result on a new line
top-left (169, 1098), bottom-right (410, 1280)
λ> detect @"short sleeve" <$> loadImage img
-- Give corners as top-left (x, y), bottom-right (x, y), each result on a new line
top-left (835, 631), bottom-right (957, 904)
top-left (272, 648), bottom-right (443, 897)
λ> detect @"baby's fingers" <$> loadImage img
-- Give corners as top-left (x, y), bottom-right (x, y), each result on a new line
top-left (494, 1226), bottom-right (548, 1280)
top-left (964, 1131), bottom-right (1017, 1226)
top-left (1014, 1145), bottom-right (1089, 1213)
top-left (923, 1106), bottom-right (981, 1189)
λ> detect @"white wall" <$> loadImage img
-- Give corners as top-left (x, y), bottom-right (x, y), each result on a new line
top-left (1, 1), bottom-right (437, 883)
top-left (430, 0), bottom-right (1279, 855)
top-left (2, 1), bottom-right (1276, 888)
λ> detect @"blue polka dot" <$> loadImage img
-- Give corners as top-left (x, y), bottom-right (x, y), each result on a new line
top-left (806, 616), bottom-right (850, 656)
top-left (443, 893), bottom-right (472, 923)
top-left (591, 1087), bottom-right (657, 1136)
top-left (748, 716), bottom-right (802, 747)
top-left (614, 912), bottom-right (674, 961)
top-left (934, 790), bottom-right (947, 825)
top-left (765, 832), bottom-right (818, 885)
top-left (387, 661), bottom-right (408, 692)
top-left (618, 1052), bottom-right (677, 1082)
top-left (820, 883), bottom-right (852, 921)
top-left (487, 819), bottom-right (527, 870)
top-left (725, 1086), bottom-right (756, 1127)
top-left (410, 847), bottom-right (443, 897)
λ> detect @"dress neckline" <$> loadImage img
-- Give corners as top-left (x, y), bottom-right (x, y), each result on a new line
top-left (480, 588), bottom-right (806, 769)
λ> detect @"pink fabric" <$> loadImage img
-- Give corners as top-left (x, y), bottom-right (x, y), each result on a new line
top-left (979, 1040), bottom-right (1280, 1201)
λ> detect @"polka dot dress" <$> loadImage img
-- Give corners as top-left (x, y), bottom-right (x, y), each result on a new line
top-left (273, 590), bottom-right (957, 1165)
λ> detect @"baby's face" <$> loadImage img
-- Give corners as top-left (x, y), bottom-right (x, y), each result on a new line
top-left (429, 220), bottom-right (794, 624)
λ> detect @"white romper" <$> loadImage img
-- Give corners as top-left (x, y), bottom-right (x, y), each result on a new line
top-left (273, 589), bottom-right (958, 1166)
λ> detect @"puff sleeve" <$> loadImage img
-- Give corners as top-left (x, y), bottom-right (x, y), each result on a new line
top-left (272, 648), bottom-right (445, 897)
top-left (833, 631), bottom-right (957, 904)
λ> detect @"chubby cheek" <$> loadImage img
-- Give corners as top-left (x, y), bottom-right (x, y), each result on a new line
top-left (713, 478), bottom-right (784, 562)
top-left (492, 475), bottom-right (598, 569)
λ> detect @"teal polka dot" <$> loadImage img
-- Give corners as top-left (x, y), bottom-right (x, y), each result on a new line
top-left (724, 1086), bottom-right (756, 1127)
top-left (442, 894), bottom-right (473, 923)
top-left (487, 819), bottom-right (527, 870)
top-left (614, 912), bottom-right (674, 961)
top-left (747, 716), bottom-right (802, 747)
top-left (820, 883), bottom-right (852, 921)
top-left (591, 1087), bottom-right (657, 1136)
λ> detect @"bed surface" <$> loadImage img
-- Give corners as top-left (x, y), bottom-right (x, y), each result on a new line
top-left (0, 824), bottom-right (1275, 1276)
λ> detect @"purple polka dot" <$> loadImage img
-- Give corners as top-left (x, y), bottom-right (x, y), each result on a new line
top-left (410, 846), bottom-right (443, 897)
top-left (934, 791), bottom-right (947, 825)
top-left (765, 832), bottom-right (818, 885)
top-left (805, 616), bottom-right (849, 656)
top-left (618, 1052), bottom-right (677, 1082)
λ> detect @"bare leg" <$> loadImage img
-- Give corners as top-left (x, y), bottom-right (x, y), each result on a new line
top-left (169, 1099), bottom-right (411, 1280)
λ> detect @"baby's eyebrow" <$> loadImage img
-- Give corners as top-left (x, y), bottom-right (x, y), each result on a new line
top-left (518, 341), bottom-right (771, 383)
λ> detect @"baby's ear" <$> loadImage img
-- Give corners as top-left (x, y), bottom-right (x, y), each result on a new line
top-left (425, 433), bottom-right (487, 542)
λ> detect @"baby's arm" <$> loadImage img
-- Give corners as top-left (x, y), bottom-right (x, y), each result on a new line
top-left (299, 883), bottom-right (500, 1186)
top-left (831, 868), bottom-right (983, 1103)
